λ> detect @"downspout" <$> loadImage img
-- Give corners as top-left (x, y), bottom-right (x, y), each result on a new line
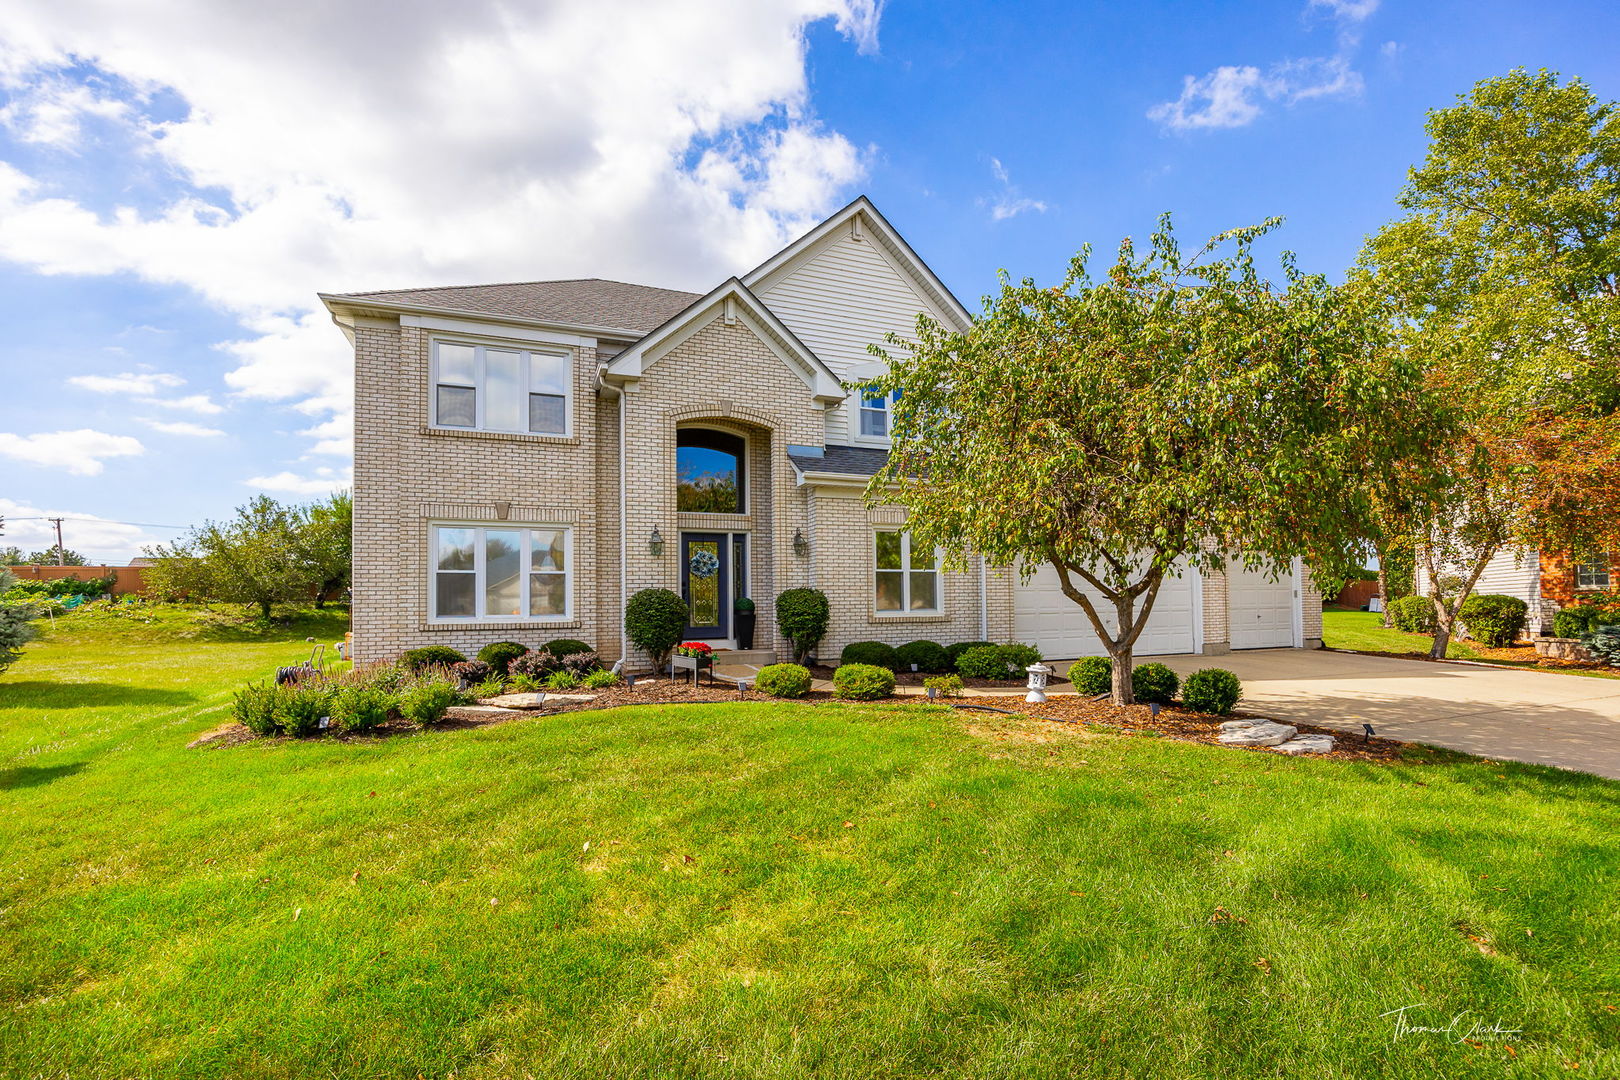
top-left (597, 369), bottom-right (629, 666)
top-left (979, 554), bottom-right (989, 641)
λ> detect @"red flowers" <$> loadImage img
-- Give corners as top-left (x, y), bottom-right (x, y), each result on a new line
top-left (674, 641), bottom-right (714, 658)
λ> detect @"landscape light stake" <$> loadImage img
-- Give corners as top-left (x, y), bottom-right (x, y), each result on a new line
top-left (1363, 723), bottom-right (1376, 744)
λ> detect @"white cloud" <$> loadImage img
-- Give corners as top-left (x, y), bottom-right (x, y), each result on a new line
top-left (244, 466), bottom-right (352, 496)
top-left (0, 75), bottom-right (131, 146)
top-left (67, 371), bottom-right (185, 395)
top-left (0, 428), bottom-right (144, 476)
top-left (138, 418), bottom-right (225, 437)
top-left (0, 498), bottom-right (166, 564)
top-left (1150, 0), bottom-right (1372, 131)
top-left (984, 157), bottom-right (1048, 222)
top-left (0, 1), bottom-right (884, 460)
top-left (140, 393), bottom-right (224, 415)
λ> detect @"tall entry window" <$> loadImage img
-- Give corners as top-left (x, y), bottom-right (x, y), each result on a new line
top-left (676, 428), bottom-right (745, 514)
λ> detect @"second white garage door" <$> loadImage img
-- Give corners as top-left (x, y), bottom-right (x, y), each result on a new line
top-left (1226, 560), bottom-right (1298, 649)
top-left (1013, 563), bottom-right (1198, 659)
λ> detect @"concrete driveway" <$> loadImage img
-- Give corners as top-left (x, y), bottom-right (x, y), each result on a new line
top-left (1126, 649), bottom-right (1620, 778)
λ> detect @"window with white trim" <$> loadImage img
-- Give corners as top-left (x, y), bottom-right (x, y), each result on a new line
top-left (859, 386), bottom-right (901, 438)
top-left (432, 339), bottom-right (571, 435)
top-left (875, 530), bottom-right (940, 613)
top-left (432, 525), bottom-right (570, 620)
top-left (1576, 557), bottom-right (1612, 591)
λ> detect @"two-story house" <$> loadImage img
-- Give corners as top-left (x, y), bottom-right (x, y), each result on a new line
top-left (322, 197), bottom-right (1323, 666)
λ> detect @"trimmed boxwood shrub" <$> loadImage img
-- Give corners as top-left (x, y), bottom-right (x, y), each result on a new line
top-left (542, 638), bottom-right (592, 657)
top-left (756, 662), bottom-right (812, 698)
top-left (1459, 593), bottom-right (1527, 647)
top-left (833, 663), bottom-right (895, 700)
top-left (777, 588), bottom-right (831, 663)
top-left (1553, 604), bottom-right (1618, 639)
top-left (841, 640), bottom-right (899, 669)
top-left (398, 679), bottom-right (461, 726)
top-left (955, 645), bottom-right (1007, 679)
top-left (401, 646), bottom-right (466, 673)
top-left (1131, 662), bottom-right (1179, 705)
top-left (895, 639), bottom-right (950, 673)
top-left (625, 588), bottom-right (688, 667)
top-left (477, 641), bottom-right (529, 674)
top-left (1070, 656), bottom-right (1112, 696)
top-left (1388, 595), bottom-right (1436, 634)
top-left (330, 687), bottom-right (392, 733)
top-left (997, 642), bottom-right (1042, 672)
top-left (945, 641), bottom-right (996, 666)
top-left (1181, 668), bottom-right (1243, 715)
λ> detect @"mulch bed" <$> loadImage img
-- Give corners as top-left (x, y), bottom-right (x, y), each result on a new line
top-left (803, 664), bottom-right (1063, 690)
top-left (961, 697), bottom-right (1420, 764)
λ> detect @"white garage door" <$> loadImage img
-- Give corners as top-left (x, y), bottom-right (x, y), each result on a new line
top-left (1227, 560), bottom-right (1297, 649)
top-left (1014, 562), bottom-right (1197, 659)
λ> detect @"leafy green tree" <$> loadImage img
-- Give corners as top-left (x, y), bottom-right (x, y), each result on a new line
top-left (0, 547), bottom-right (22, 566)
top-left (0, 570), bottom-right (41, 676)
top-left (867, 217), bottom-right (1437, 704)
top-left (292, 491), bottom-right (352, 607)
top-left (0, 547), bottom-right (88, 566)
top-left (1360, 69), bottom-right (1620, 656)
top-left (145, 496), bottom-right (308, 620)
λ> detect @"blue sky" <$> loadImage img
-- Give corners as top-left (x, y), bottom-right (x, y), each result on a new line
top-left (1, 0), bottom-right (1616, 561)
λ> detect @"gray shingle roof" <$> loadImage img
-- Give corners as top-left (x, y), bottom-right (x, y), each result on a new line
top-left (787, 445), bottom-right (891, 478)
top-left (330, 278), bottom-right (701, 334)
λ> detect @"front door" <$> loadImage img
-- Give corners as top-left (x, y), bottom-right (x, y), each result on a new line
top-left (681, 532), bottom-right (730, 639)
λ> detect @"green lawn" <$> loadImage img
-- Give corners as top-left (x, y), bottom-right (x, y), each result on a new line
top-left (3, 608), bottom-right (1619, 1078)
top-left (1322, 608), bottom-right (1486, 659)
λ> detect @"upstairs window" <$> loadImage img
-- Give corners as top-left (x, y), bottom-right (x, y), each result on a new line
top-left (859, 387), bottom-right (901, 439)
top-left (1576, 557), bottom-right (1612, 591)
top-left (875, 529), bottom-right (940, 613)
top-left (676, 428), bottom-right (745, 514)
top-left (432, 340), bottom-right (570, 435)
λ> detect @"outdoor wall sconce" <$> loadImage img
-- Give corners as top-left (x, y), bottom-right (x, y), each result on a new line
top-left (793, 528), bottom-right (809, 557)
top-left (649, 526), bottom-right (665, 557)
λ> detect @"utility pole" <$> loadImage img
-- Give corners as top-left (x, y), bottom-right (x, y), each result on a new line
top-left (49, 517), bottom-right (65, 566)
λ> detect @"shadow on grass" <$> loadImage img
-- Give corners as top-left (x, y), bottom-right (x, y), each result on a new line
top-left (0, 683), bottom-right (197, 709)
top-left (0, 762), bottom-right (86, 789)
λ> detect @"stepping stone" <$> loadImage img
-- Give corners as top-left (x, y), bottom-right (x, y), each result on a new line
top-left (1217, 720), bottom-right (1298, 746)
top-left (480, 692), bottom-right (596, 710)
top-left (1274, 735), bottom-right (1336, 755)
top-left (445, 705), bottom-right (519, 721)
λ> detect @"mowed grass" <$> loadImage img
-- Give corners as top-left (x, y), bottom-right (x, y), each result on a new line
top-left (1323, 608), bottom-right (1485, 659)
top-left (3, 610), bottom-right (1619, 1078)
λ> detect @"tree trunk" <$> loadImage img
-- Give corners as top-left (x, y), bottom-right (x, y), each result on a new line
top-left (1108, 643), bottom-right (1135, 704)
top-left (1376, 564), bottom-right (1392, 628)
top-left (259, 599), bottom-right (273, 621)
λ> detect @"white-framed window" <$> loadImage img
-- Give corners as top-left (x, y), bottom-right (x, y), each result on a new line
top-left (875, 529), bottom-right (940, 613)
top-left (1576, 557), bottom-right (1612, 591)
top-left (859, 386), bottom-right (901, 439)
top-left (431, 524), bottom-right (570, 621)
top-left (432, 339), bottom-right (571, 435)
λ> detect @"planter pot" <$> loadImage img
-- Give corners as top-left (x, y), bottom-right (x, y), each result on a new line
top-left (735, 610), bottom-right (756, 650)
top-left (670, 653), bottom-right (714, 684)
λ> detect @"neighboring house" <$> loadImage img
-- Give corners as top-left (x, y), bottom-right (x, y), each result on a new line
top-left (322, 197), bottom-right (1323, 666)
top-left (1418, 548), bottom-right (1615, 635)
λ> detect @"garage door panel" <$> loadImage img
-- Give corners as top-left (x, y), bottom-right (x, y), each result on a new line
top-left (1227, 560), bottom-right (1296, 649)
top-left (1014, 561), bottom-right (1197, 659)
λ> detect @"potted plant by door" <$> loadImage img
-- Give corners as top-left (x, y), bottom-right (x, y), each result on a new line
top-left (671, 641), bottom-right (715, 684)
top-left (734, 596), bottom-right (756, 649)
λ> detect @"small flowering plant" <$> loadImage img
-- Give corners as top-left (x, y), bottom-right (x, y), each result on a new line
top-left (674, 641), bottom-right (714, 661)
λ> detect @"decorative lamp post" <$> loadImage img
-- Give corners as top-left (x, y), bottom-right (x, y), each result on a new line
top-left (649, 526), bottom-right (664, 557)
top-left (1025, 662), bottom-right (1052, 704)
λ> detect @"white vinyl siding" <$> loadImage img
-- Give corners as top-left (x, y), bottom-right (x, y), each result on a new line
top-left (1415, 548), bottom-right (1541, 630)
top-left (431, 339), bottom-right (571, 436)
top-left (430, 524), bottom-right (571, 622)
top-left (754, 228), bottom-right (952, 445)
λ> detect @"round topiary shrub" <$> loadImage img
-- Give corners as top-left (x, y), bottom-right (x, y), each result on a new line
top-left (841, 640), bottom-right (899, 669)
top-left (777, 588), bottom-right (830, 663)
top-left (1388, 595), bottom-right (1436, 635)
top-left (477, 641), bottom-right (530, 674)
top-left (945, 641), bottom-right (996, 667)
top-left (833, 663), bottom-right (895, 700)
top-left (895, 639), bottom-right (950, 673)
top-left (1180, 668), bottom-right (1243, 715)
top-left (625, 588), bottom-right (688, 667)
top-left (996, 642), bottom-right (1042, 672)
top-left (1070, 656), bottom-right (1112, 696)
top-left (400, 646), bottom-right (466, 673)
top-left (756, 662), bottom-right (812, 698)
top-left (1458, 594), bottom-right (1528, 647)
top-left (542, 638), bottom-right (592, 657)
top-left (1131, 662), bottom-right (1179, 705)
top-left (955, 645), bottom-right (1008, 679)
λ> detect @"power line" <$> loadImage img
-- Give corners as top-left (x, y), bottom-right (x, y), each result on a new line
top-left (3, 515), bottom-right (188, 530)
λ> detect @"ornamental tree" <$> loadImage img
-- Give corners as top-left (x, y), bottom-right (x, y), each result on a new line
top-left (867, 216), bottom-right (1438, 704)
top-left (1358, 69), bottom-right (1620, 656)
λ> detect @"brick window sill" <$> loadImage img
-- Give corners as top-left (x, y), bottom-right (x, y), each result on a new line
top-left (867, 613), bottom-right (952, 624)
top-left (420, 426), bottom-right (580, 447)
top-left (421, 619), bottom-right (583, 632)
